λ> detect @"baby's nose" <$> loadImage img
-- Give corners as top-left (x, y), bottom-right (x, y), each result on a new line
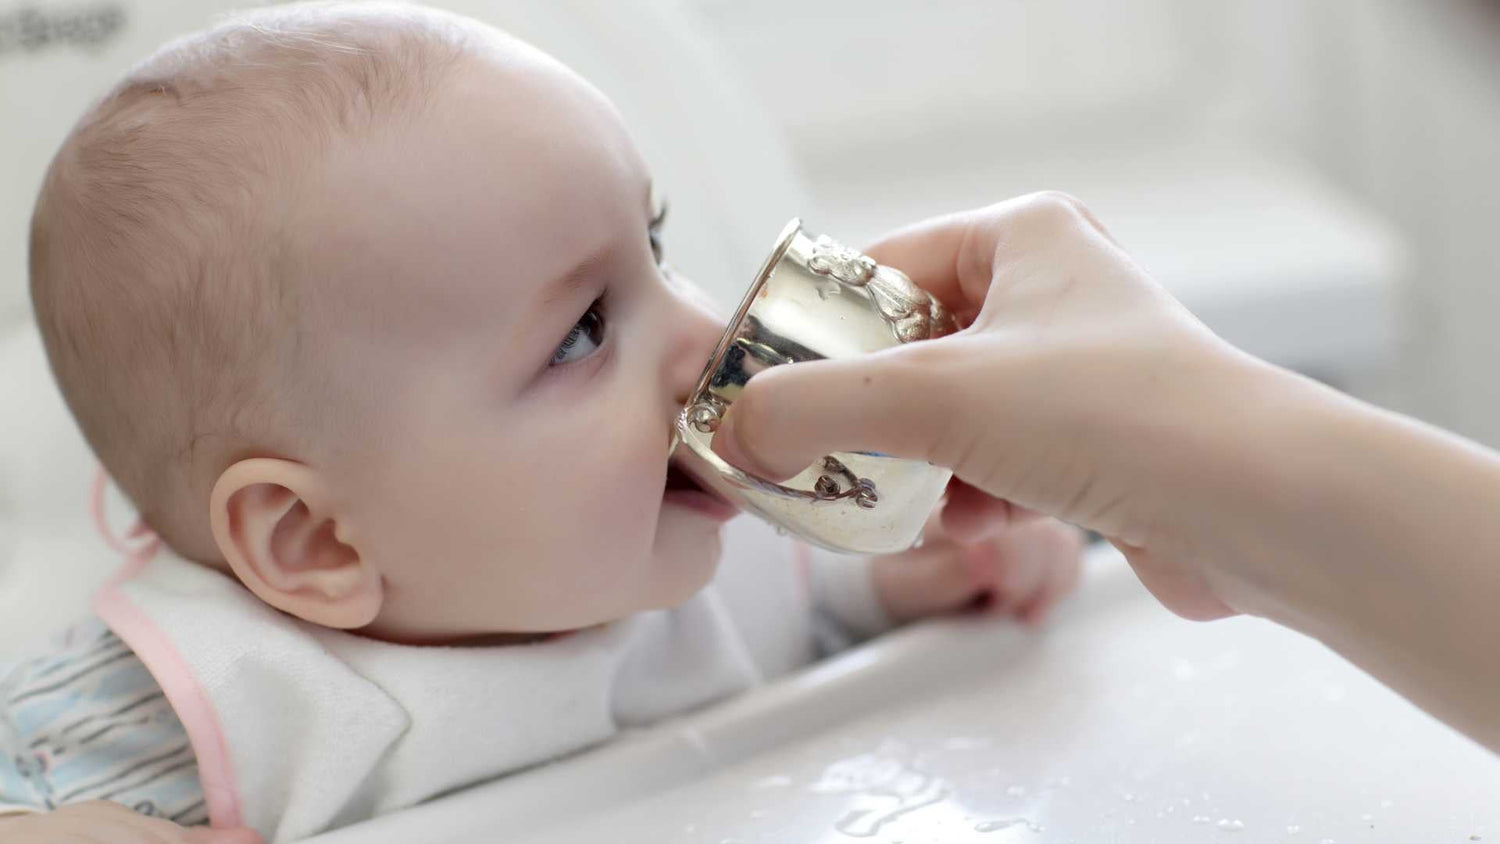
top-left (663, 275), bottom-right (727, 408)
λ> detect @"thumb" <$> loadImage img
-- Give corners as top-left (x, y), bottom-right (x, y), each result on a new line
top-left (860, 194), bottom-right (1121, 321)
top-left (861, 207), bottom-right (990, 317)
top-left (710, 341), bottom-right (961, 481)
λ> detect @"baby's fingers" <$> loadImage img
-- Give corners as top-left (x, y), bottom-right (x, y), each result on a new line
top-left (940, 479), bottom-right (1042, 544)
top-left (871, 541), bottom-right (979, 623)
top-left (970, 540), bottom-right (1046, 614)
top-left (1017, 541), bottom-right (1084, 626)
top-left (977, 519), bottom-right (1085, 618)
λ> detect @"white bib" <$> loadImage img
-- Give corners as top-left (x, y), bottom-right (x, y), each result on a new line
top-left (94, 547), bottom-right (764, 841)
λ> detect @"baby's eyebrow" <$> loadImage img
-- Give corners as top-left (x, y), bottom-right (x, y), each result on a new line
top-left (533, 237), bottom-right (614, 317)
top-left (527, 184), bottom-right (654, 333)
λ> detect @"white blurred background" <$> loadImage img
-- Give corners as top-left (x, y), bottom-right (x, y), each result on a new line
top-left (2, 8), bottom-right (1500, 839)
top-left (3, 0), bottom-right (1500, 443)
top-left (690, 0), bottom-right (1500, 446)
top-left (3, 7), bottom-right (1498, 836)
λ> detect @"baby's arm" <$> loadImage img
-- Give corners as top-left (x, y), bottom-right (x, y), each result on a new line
top-left (1, 619), bottom-right (217, 832)
top-left (0, 800), bottom-right (259, 843)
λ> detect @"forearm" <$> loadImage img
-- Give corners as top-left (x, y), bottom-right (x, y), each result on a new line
top-left (722, 196), bottom-right (1499, 748)
top-left (1175, 360), bottom-right (1500, 750)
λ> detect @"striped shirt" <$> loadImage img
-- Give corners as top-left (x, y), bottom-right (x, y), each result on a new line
top-left (0, 617), bottom-right (203, 824)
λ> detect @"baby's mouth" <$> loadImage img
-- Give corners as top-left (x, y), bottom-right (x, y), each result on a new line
top-left (664, 461), bottom-right (703, 493)
top-left (663, 458), bottom-right (739, 520)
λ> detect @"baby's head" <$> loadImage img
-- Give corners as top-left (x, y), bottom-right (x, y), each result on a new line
top-left (29, 2), bottom-right (734, 642)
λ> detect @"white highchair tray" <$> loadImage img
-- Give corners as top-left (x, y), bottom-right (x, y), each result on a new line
top-left (307, 547), bottom-right (1498, 843)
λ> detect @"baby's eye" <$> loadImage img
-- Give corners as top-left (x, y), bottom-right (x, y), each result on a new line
top-left (649, 202), bottom-right (668, 266)
top-left (550, 298), bottom-right (606, 366)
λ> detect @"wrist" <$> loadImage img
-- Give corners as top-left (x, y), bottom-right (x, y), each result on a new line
top-left (1130, 349), bottom-right (1332, 620)
top-left (1155, 351), bottom-right (1481, 631)
top-left (1177, 358), bottom-right (1500, 749)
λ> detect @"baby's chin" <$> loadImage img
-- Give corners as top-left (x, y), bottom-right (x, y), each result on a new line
top-left (647, 505), bottom-right (726, 608)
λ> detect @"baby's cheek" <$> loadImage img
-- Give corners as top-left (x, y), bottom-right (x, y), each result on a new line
top-left (600, 416), bottom-right (669, 502)
top-left (606, 451), bottom-right (667, 535)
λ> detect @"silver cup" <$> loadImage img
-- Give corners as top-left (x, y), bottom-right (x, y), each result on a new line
top-left (671, 219), bottom-right (958, 554)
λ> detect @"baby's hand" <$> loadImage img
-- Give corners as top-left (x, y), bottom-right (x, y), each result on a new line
top-left (871, 516), bottom-right (1083, 627)
top-left (0, 800), bottom-right (261, 843)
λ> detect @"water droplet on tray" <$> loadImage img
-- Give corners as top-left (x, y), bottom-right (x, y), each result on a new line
top-left (1217, 819), bottom-right (1245, 832)
top-left (751, 774), bottom-right (792, 789)
top-left (975, 818), bottom-right (1043, 833)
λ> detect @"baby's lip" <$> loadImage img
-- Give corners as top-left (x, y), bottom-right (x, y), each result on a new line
top-left (665, 457), bottom-right (738, 511)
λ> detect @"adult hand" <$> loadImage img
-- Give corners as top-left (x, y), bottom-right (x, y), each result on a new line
top-left (712, 193), bottom-right (1500, 751)
top-left (713, 193), bottom-right (1251, 620)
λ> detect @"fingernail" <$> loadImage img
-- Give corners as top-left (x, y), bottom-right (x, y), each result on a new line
top-left (712, 413), bottom-right (775, 478)
top-left (710, 412), bottom-right (746, 466)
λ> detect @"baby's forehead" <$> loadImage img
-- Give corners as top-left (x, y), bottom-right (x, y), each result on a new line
top-left (295, 53), bottom-right (651, 348)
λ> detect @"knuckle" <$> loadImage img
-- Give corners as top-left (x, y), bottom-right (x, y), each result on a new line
top-left (1032, 189), bottom-right (1088, 213)
top-left (979, 192), bottom-right (1099, 271)
top-left (1021, 190), bottom-right (1090, 230)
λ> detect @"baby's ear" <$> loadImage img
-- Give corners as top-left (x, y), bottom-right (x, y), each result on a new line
top-left (209, 458), bottom-right (382, 629)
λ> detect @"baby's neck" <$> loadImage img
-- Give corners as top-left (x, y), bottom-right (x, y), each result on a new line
top-left (355, 625), bottom-right (578, 648)
top-left (440, 630), bottom-right (572, 647)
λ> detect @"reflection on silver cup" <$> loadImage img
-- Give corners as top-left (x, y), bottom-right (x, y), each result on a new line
top-left (671, 219), bottom-right (957, 554)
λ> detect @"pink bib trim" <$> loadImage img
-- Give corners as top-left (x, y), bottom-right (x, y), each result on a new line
top-left (89, 468), bottom-right (243, 830)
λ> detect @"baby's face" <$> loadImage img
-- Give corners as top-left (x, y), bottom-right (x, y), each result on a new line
top-left (293, 51), bottom-right (735, 639)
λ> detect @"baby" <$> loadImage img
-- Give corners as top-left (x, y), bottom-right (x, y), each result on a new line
top-left (1, 3), bottom-right (1081, 841)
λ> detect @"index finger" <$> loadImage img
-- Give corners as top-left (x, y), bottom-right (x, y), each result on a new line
top-left (864, 193), bottom-right (1120, 317)
top-left (862, 207), bottom-right (990, 317)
